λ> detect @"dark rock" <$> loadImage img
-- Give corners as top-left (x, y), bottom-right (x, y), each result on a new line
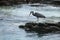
top-left (45, 23), bottom-right (57, 26)
top-left (0, 0), bottom-right (60, 6)
top-left (57, 22), bottom-right (60, 27)
top-left (52, 1), bottom-right (60, 5)
top-left (19, 25), bottom-right (24, 28)
top-left (30, 5), bottom-right (40, 7)
top-left (19, 22), bottom-right (60, 34)
top-left (37, 23), bottom-right (46, 27)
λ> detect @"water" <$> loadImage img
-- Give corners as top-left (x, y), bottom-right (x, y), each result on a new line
top-left (0, 4), bottom-right (60, 40)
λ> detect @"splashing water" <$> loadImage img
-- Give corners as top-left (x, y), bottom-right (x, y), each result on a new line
top-left (0, 4), bottom-right (60, 40)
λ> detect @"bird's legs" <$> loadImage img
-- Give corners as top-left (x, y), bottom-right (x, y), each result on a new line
top-left (37, 18), bottom-right (39, 21)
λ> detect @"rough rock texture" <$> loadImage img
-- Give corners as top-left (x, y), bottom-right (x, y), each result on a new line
top-left (19, 22), bottom-right (60, 34)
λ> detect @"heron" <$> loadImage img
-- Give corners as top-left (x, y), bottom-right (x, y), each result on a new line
top-left (29, 11), bottom-right (46, 21)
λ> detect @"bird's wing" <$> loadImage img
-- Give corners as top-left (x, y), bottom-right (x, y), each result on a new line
top-left (35, 13), bottom-right (44, 16)
top-left (35, 13), bottom-right (45, 18)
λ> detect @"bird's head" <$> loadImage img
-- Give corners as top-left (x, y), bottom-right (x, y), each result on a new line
top-left (29, 11), bottom-right (34, 16)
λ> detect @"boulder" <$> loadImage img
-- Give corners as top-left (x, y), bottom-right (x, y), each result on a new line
top-left (19, 22), bottom-right (60, 34)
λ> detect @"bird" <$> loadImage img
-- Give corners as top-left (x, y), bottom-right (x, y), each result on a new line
top-left (29, 11), bottom-right (46, 21)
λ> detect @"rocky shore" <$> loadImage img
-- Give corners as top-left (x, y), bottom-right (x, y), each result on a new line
top-left (19, 22), bottom-right (60, 34)
top-left (0, 0), bottom-right (60, 6)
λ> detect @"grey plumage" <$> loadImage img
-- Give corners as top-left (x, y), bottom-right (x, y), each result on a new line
top-left (29, 11), bottom-right (46, 21)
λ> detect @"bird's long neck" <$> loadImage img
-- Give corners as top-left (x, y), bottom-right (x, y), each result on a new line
top-left (32, 12), bottom-right (35, 16)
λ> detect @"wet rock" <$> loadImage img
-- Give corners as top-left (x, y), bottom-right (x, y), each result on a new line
top-left (19, 22), bottom-right (60, 34)
top-left (56, 22), bottom-right (60, 27)
top-left (0, 0), bottom-right (24, 6)
top-left (19, 25), bottom-right (24, 28)
top-left (30, 5), bottom-right (40, 7)
top-left (52, 1), bottom-right (60, 5)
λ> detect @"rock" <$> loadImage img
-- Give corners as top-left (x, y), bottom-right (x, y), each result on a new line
top-left (0, 0), bottom-right (60, 6)
top-left (30, 5), bottom-right (40, 7)
top-left (19, 25), bottom-right (24, 28)
top-left (52, 1), bottom-right (60, 5)
top-left (57, 22), bottom-right (60, 27)
top-left (0, 1), bottom-right (13, 6)
top-left (19, 22), bottom-right (60, 34)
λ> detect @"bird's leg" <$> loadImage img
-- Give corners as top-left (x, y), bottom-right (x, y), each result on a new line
top-left (37, 18), bottom-right (39, 21)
